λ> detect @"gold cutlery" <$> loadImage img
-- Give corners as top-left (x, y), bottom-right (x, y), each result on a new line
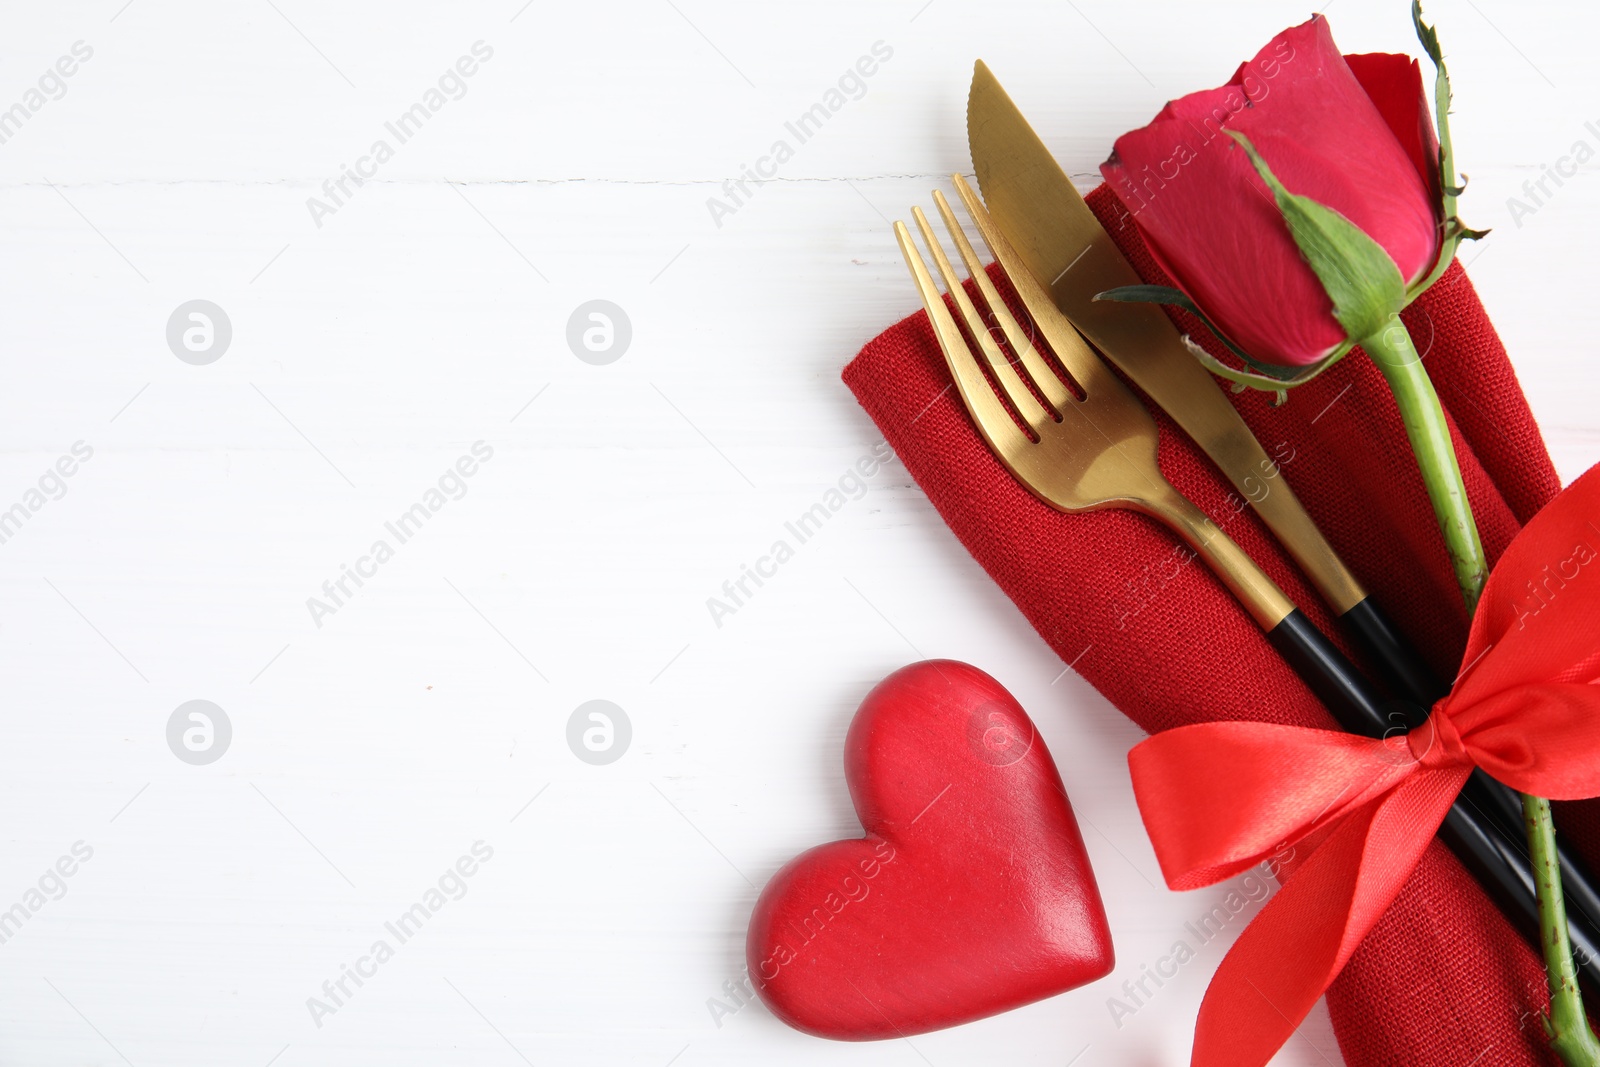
top-left (895, 175), bottom-right (1374, 712)
top-left (965, 59), bottom-right (1440, 706)
top-left (893, 171), bottom-right (1600, 984)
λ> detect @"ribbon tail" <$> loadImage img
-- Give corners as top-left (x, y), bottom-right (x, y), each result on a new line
top-left (1190, 766), bottom-right (1469, 1067)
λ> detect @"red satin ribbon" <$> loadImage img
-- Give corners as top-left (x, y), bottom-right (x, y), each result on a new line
top-left (1129, 462), bottom-right (1600, 1067)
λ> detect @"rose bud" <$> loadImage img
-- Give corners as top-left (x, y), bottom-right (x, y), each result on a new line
top-left (1098, 14), bottom-right (1456, 373)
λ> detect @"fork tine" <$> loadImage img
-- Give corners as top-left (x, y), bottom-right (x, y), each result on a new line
top-left (910, 205), bottom-right (1053, 435)
top-left (893, 220), bottom-right (1027, 452)
top-left (931, 188), bottom-right (1075, 416)
top-left (948, 174), bottom-right (1125, 401)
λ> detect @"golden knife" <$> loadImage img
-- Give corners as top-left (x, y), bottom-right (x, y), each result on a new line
top-left (966, 59), bottom-right (1438, 705)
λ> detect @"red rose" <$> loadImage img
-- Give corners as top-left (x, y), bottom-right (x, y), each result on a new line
top-left (1100, 15), bottom-right (1442, 367)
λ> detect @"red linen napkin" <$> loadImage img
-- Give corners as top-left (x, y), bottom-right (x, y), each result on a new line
top-left (842, 181), bottom-right (1582, 1066)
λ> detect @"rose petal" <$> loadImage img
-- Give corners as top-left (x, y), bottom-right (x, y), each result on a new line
top-left (1345, 51), bottom-right (1444, 214)
top-left (1101, 16), bottom-right (1440, 366)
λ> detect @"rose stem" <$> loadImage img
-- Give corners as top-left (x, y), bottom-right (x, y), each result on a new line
top-left (1527, 793), bottom-right (1600, 1063)
top-left (1363, 314), bottom-right (1600, 1066)
top-left (1363, 317), bottom-right (1486, 611)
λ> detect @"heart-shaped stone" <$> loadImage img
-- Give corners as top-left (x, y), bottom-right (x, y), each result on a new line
top-left (747, 659), bottom-right (1114, 1038)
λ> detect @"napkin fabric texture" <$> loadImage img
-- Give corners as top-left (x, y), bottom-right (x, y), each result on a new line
top-left (843, 181), bottom-right (1583, 1067)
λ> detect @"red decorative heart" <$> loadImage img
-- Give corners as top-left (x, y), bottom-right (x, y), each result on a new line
top-left (747, 659), bottom-right (1114, 1039)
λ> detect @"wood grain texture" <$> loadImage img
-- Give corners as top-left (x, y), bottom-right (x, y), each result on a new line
top-left (0, 1), bottom-right (1590, 1064)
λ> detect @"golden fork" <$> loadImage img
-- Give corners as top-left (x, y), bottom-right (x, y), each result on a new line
top-left (894, 174), bottom-right (1380, 724)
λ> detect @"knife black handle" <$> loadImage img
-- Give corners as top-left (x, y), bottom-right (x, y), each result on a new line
top-left (1438, 791), bottom-right (1600, 1000)
top-left (1265, 608), bottom-right (1388, 730)
top-left (1264, 607), bottom-right (1600, 992)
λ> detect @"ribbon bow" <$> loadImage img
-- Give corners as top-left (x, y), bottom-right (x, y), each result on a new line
top-left (1129, 463), bottom-right (1600, 1067)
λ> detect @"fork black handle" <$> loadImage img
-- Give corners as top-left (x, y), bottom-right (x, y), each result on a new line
top-left (1338, 597), bottom-right (1600, 954)
top-left (1461, 768), bottom-right (1600, 953)
top-left (1438, 777), bottom-right (1600, 1000)
top-left (1264, 608), bottom-right (1600, 997)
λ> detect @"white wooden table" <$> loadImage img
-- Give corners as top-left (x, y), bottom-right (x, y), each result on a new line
top-left (0, 1), bottom-right (1593, 1063)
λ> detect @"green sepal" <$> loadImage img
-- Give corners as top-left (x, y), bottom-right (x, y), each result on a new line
top-left (1448, 216), bottom-right (1491, 243)
top-left (1095, 282), bottom-right (1354, 401)
top-left (1413, 0), bottom-right (1452, 216)
top-left (1095, 284), bottom-right (1300, 382)
top-left (1180, 336), bottom-right (1355, 407)
top-left (1229, 131), bottom-right (1408, 344)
